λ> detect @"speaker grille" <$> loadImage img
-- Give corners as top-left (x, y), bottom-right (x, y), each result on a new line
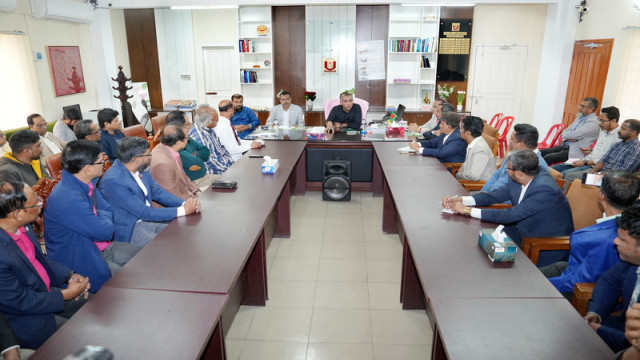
top-left (323, 176), bottom-right (350, 200)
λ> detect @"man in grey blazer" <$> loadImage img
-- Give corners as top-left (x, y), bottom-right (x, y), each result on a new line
top-left (266, 91), bottom-right (305, 127)
top-left (456, 116), bottom-right (497, 181)
top-left (27, 113), bottom-right (67, 163)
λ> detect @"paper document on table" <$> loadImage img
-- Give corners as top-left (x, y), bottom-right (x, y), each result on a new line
top-left (398, 146), bottom-right (416, 153)
top-left (308, 127), bottom-right (325, 134)
top-left (441, 208), bottom-right (454, 214)
top-left (564, 158), bottom-right (581, 165)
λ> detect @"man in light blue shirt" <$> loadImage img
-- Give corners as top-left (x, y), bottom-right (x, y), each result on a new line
top-left (482, 123), bottom-right (549, 193)
top-left (230, 94), bottom-right (260, 139)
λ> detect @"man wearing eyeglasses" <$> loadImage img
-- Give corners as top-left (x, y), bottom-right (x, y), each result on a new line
top-left (551, 106), bottom-right (621, 176)
top-left (540, 97), bottom-right (601, 165)
top-left (73, 119), bottom-right (101, 142)
top-left (0, 181), bottom-right (90, 349)
top-left (99, 137), bottom-right (201, 247)
top-left (0, 130), bottom-right (49, 186)
top-left (44, 140), bottom-right (141, 293)
top-left (26, 113), bottom-right (67, 163)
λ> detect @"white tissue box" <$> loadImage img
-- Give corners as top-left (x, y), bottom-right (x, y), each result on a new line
top-left (478, 229), bottom-right (517, 263)
top-left (261, 159), bottom-right (279, 174)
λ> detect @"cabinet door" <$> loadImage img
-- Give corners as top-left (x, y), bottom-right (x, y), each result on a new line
top-left (305, 112), bottom-right (325, 126)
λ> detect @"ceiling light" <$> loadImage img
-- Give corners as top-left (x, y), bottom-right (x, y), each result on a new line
top-left (170, 5), bottom-right (239, 10)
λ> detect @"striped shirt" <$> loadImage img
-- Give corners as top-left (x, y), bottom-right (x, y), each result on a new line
top-left (188, 125), bottom-right (234, 175)
top-left (601, 138), bottom-right (640, 172)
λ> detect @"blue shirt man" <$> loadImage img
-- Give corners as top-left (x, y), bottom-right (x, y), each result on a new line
top-left (230, 95), bottom-right (259, 139)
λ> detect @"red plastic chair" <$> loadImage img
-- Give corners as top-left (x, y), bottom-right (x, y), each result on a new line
top-left (496, 116), bottom-right (514, 158)
top-left (538, 124), bottom-right (565, 149)
top-left (489, 113), bottom-right (503, 128)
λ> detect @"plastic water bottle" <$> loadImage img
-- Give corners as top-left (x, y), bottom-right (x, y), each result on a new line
top-left (361, 119), bottom-right (366, 135)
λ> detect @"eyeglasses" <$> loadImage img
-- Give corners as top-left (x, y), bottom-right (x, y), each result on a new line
top-left (93, 161), bottom-right (105, 166)
top-left (506, 167), bottom-right (515, 171)
top-left (22, 196), bottom-right (43, 209)
top-left (599, 119), bottom-right (612, 123)
top-left (136, 154), bottom-right (153, 159)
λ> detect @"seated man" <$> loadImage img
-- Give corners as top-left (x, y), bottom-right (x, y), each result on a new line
top-left (540, 97), bottom-right (600, 165)
top-left (216, 101), bottom-right (263, 162)
top-left (26, 113), bottom-right (66, 162)
top-left (443, 149), bottom-right (574, 246)
top-left (408, 97), bottom-right (444, 135)
top-left (585, 203), bottom-right (640, 352)
top-left (551, 106), bottom-right (621, 176)
top-left (150, 124), bottom-right (201, 200)
top-left (0, 130), bottom-right (9, 156)
top-left (563, 119), bottom-right (640, 188)
top-left (99, 137), bottom-right (201, 247)
top-left (98, 108), bottom-right (125, 161)
top-left (539, 171), bottom-right (640, 299)
top-left (422, 102), bottom-right (455, 141)
top-left (73, 119), bottom-right (101, 142)
top-left (482, 124), bottom-right (549, 193)
top-left (44, 140), bottom-right (141, 292)
top-left (0, 130), bottom-right (49, 186)
top-left (456, 115), bottom-right (497, 181)
top-left (409, 112), bottom-right (467, 163)
top-left (230, 94), bottom-right (259, 139)
top-left (325, 92), bottom-right (362, 132)
top-left (266, 91), bottom-right (305, 128)
top-left (0, 181), bottom-right (90, 349)
top-left (191, 106), bottom-right (235, 175)
top-left (53, 107), bottom-right (81, 142)
top-left (165, 110), bottom-right (218, 188)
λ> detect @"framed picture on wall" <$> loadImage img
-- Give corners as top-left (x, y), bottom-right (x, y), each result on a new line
top-left (46, 46), bottom-right (86, 97)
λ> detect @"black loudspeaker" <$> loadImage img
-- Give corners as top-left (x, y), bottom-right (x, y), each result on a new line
top-left (322, 159), bottom-right (351, 201)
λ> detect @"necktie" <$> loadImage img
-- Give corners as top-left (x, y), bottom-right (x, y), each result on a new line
top-left (628, 267), bottom-right (640, 310)
top-left (231, 123), bottom-right (241, 145)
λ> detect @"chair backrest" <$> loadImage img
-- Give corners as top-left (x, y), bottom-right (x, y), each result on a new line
top-left (565, 179), bottom-right (603, 231)
top-left (121, 124), bottom-right (148, 139)
top-left (45, 153), bottom-right (62, 180)
top-left (151, 114), bottom-right (167, 134)
top-left (323, 97), bottom-right (369, 121)
top-left (496, 116), bottom-right (514, 139)
top-left (489, 113), bottom-right (503, 128)
top-left (481, 133), bottom-right (499, 157)
top-left (552, 134), bottom-right (564, 147)
top-left (541, 124), bottom-right (564, 145)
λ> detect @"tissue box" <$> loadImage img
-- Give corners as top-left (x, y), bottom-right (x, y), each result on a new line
top-left (386, 126), bottom-right (406, 135)
top-left (261, 159), bottom-right (279, 174)
top-left (478, 229), bottom-right (517, 263)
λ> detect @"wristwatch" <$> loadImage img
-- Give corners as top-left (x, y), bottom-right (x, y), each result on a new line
top-left (463, 207), bottom-right (471, 216)
top-left (65, 271), bottom-right (76, 283)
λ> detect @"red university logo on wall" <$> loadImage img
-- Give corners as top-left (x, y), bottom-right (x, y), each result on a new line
top-left (452, 23), bottom-right (460, 31)
top-left (323, 57), bottom-right (337, 73)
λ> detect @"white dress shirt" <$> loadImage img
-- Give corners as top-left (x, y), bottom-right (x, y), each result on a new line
top-left (40, 133), bottom-right (62, 155)
top-left (130, 171), bottom-right (185, 216)
top-left (215, 116), bottom-right (252, 161)
top-left (461, 178), bottom-right (532, 219)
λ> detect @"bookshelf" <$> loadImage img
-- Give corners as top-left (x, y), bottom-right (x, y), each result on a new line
top-left (238, 6), bottom-right (273, 107)
top-left (387, 5), bottom-right (440, 111)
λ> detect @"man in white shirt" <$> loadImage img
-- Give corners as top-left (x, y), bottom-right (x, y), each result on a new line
top-left (407, 97), bottom-right (444, 134)
top-left (216, 100), bottom-right (263, 161)
top-left (26, 113), bottom-right (67, 163)
top-left (266, 91), bottom-right (305, 128)
top-left (455, 116), bottom-right (497, 181)
top-left (52, 108), bottom-right (81, 142)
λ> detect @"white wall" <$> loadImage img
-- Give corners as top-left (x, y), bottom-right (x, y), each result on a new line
top-left (110, 9), bottom-right (131, 77)
top-left (574, 0), bottom-right (640, 110)
top-left (468, 4), bottom-right (547, 126)
top-left (305, 5), bottom-right (356, 110)
top-left (192, 9), bottom-right (240, 106)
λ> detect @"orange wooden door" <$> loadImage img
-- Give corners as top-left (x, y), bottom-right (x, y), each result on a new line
top-left (562, 39), bottom-right (613, 127)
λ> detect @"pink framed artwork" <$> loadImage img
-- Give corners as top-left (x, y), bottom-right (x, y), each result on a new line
top-left (46, 46), bottom-right (86, 96)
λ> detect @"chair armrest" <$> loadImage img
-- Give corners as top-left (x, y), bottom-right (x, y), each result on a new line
top-left (521, 236), bottom-right (570, 264)
top-left (443, 162), bottom-right (463, 177)
top-left (458, 180), bottom-right (486, 191)
top-left (571, 282), bottom-right (595, 317)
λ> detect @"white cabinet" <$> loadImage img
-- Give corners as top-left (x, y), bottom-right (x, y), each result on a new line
top-left (237, 6), bottom-right (273, 108)
top-left (387, 5), bottom-right (440, 111)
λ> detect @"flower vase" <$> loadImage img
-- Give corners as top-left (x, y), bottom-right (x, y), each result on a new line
top-left (457, 104), bottom-right (463, 111)
top-left (307, 100), bottom-right (314, 111)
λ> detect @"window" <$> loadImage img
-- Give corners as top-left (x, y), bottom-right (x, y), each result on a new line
top-left (617, 29), bottom-right (640, 120)
top-left (0, 34), bottom-right (42, 130)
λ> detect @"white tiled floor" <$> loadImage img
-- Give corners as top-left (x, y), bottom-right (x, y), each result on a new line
top-left (225, 192), bottom-right (432, 360)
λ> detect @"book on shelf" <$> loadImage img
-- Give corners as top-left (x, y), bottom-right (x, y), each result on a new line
top-left (241, 70), bottom-right (259, 83)
top-left (388, 37), bottom-right (437, 53)
top-left (178, 100), bottom-right (196, 110)
top-left (238, 39), bottom-right (256, 53)
top-left (421, 56), bottom-right (431, 68)
top-left (163, 99), bottom-right (181, 110)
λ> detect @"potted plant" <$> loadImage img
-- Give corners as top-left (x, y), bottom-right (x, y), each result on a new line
top-left (304, 91), bottom-right (316, 111)
top-left (457, 91), bottom-right (466, 111)
top-left (436, 84), bottom-right (455, 101)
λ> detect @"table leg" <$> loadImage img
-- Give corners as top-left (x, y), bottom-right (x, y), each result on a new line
top-left (430, 325), bottom-right (447, 360)
top-left (292, 149), bottom-right (307, 195)
top-left (372, 151), bottom-right (384, 197)
top-left (201, 319), bottom-right (227, 360)
top-left (275, 181), bottom-right (291, 237)
top-left (401, 243), bottom-right (425, 310)
top-left (382, 179), bottom-right (397, 234)
top-left (242, 230), bottom-right (267, 306)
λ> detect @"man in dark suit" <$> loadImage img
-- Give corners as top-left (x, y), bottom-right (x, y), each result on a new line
top-left (99, 137), bottom-right (201, 247)
top-left (585, 203), bottom-right (640, 352)
top-left (0, 181), bottom-right (90, 349)
top-left (442, 149), bottom-right (574, 246)
top-left (409, 111), bottom-right (467, 163)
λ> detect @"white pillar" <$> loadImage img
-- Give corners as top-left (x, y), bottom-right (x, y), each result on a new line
top-left (532, 1), bottom-right (579, 134)
top-left (89, 9), bottom-right (121, 112)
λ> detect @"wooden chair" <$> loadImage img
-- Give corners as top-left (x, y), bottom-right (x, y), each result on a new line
top-left (148, 129), bottom-right (163, 151)
top-left (571, 283), bottom-right (596, 316)
top-left (121, 124), bottom-right (148, 139)
top-left (151, 114), bottom-right (167, 135)
top-left (32, 177), bottom-right (59, 254)
top-left (45, 153), bottom-right (62, 180)
top-left (443, 162), bottom-right (463, 177)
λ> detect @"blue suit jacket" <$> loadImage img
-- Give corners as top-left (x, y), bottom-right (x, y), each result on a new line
top-left (99, 160), bottom-right (184, 243)
top-left (549, 218), bottom-right (620, 293)
top-left (482, 150), bottom-right (550, 193)
top-left (230, 107), bottom-right (259, 139)
top-left (45, 170), bottom-right (115, 292)
top-left (99, 129), bottom-right (125, 161)
top-left (0, 225), bottom-right (70, 349)
top-left (587, 260), bottom-right (637, 352)
top-left (472, 170), bottom-right (574, 245)
top-left (419, 128), bottom-right (467, 163)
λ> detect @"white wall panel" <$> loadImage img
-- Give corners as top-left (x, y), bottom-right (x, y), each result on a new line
top-left (305, 5), bottom-right (355, 110)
